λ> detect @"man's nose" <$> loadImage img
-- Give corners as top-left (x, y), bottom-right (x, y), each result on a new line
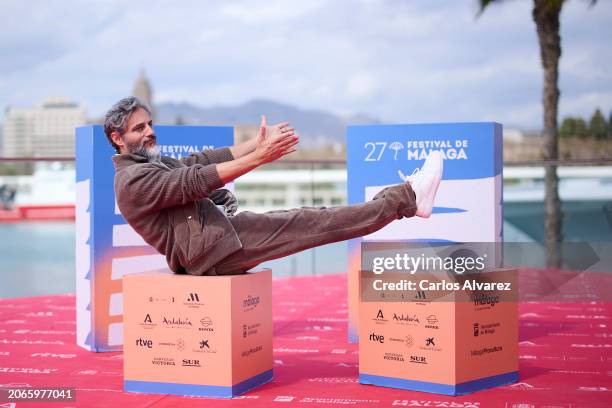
top-left (145, 123), bottom-right (154, 135)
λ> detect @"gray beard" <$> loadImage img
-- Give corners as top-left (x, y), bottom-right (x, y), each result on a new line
top-left (137, 145), bottom-right (161, 163)
top-left (125, 139), bottom-right (161, 163)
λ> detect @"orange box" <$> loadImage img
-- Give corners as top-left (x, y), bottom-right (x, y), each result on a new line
top-left (123, 269), bottom-right (272, 398)
top-left (359, 269), bottom-right (518, 395)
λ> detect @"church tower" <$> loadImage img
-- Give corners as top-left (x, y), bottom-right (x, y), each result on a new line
top-left (132, 69), bottom-right (155, 119)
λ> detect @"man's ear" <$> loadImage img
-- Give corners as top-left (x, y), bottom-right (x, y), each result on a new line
top-left (110, 131), bottom-right (124, 150)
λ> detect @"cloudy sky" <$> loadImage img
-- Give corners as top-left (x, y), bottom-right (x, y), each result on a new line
top-left (1, 0), bottom-right (610, 129)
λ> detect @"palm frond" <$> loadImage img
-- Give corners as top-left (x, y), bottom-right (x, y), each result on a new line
top-left (477, 0), bottom-right (502, 18)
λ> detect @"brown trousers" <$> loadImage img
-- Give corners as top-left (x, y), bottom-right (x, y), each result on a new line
top-left (211, 183), bottom-right (417, 275)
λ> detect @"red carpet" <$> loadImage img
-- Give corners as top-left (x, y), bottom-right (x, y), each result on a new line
top-left (0, 273), bottom-right (611, 407)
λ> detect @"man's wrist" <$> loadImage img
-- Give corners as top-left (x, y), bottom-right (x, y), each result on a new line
top-left (246, 151), bottom-right (262, 167)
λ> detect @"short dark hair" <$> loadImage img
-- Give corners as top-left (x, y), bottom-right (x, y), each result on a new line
top-left (103, 96), bottom-right (152, 153)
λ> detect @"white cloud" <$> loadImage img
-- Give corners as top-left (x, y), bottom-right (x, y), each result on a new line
top-left (219, 0), bottom-right (325, 24)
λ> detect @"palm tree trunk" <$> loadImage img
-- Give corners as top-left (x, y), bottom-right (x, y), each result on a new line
top-left (533, 0), bottom-right (563, 268)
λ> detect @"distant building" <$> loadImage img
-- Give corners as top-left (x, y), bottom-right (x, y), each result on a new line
top-left (234, 124), bottom-right (258, 144)
top-left (235, 169), bottom-right (347, 212)
top-left (503, 128), bottom-right (524, 143)
top-left (2, 98), bottom-right (86, 157)
top-left (133, 69), bottom-right (155, 119)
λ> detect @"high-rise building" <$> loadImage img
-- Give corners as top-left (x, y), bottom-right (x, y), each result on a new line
top-left (132, 69), bottom-right (155, 119)
top-left (2, 98), bottom-right (86, 157)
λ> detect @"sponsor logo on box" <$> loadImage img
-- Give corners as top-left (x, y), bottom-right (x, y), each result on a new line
top-left (473, 322), bottom-right (500, 337)
top-left (193, 339), bottom-right (217, 354)
top-left (414, 290), bottom-right (428, 303)
top-left (151, 357), bottom-right (175, 366)
top-left (392, 312), bottom-right (420, 326)
top-left (419, 336), bottom-right (441, 352)
top-left (140, 314), bottom-right (157, 329)
top-left (372, 309), bottom-right (388, 325)
top-left (148, 295), bottom-right (175, 304)
top-left (242, 345), bottom-right (263, 357)
top-left (135, 338), bottom-right (152, 349)
top-left (424, 314), bottom-right (439, 330)
top-left (161, 316), bottom-right (193, 329)
top-left (405, 335), bottom-right (414, 347)
top-left (198, 316), bottom-right (214, 332)
top-left (158, 338), bottom-right (185, 351)
top-left (383, 352), bottom-right (405, 362)
top-left (181, 359), bottom-right (201, 368)
top-left (243, 295), bottom-right (260, 311)
top-left (409, 355), bottom-right (428, 365)
top-left (242, 323), bottom-right (261, 338)
top-left (184, 292), bottom-right (205, 308)
top-left (470, 345), bottom-right (503, 356)
top-left (474, 293), bottom-right (499, 310)
top-left (388, 335), bottom-right (414, 348)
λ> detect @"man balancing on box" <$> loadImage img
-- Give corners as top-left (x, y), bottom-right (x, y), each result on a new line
top-left (105, 96), bottom-right (443, 276)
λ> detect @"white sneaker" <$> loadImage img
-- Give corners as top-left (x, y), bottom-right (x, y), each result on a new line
top-left (403, 150), bottom-right (443, 218)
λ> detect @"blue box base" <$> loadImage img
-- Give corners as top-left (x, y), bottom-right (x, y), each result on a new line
top-left (359, 371), bottom-right (519, 396)
top-left (125, 369), bottom-right (273, 398)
